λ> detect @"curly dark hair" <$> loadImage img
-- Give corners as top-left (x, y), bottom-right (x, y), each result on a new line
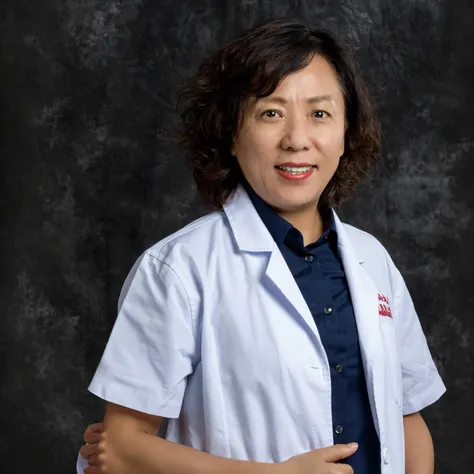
top-left (177, 17), bottom-right (381, 211)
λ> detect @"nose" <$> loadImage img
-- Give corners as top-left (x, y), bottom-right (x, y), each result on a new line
top-left (280, 116), bottom-right (312, 152)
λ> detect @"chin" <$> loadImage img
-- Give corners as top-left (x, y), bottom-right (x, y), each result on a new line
top-left (277, 196), bottom-right (320, 212)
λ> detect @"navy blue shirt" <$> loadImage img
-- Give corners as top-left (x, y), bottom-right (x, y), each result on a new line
top-left (246, 184), bottom-right (381, 473)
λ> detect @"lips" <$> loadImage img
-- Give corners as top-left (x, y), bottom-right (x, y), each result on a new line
top-left (275, 165), bottom-right (315, 181)
top-left (275, 162), bottom-right (316, 168)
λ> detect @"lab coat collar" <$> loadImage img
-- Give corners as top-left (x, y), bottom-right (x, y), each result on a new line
top-left (223, 183), bottom-right (364, 265)
top-left (223, 183), bottom-right (279, 253)
top-left (331, 210), bottom-right (364, 265)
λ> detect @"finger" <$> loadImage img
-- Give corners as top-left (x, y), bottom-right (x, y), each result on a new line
top-left (79, 443), bottom-right (92, 459)
top-left (323, 443), bottom-right (358, 462)
top-left (88, 454), bottom-right (100, 466)
top-left (90, 422), bottom-right (105, 432)
top-left (330, 460), bottom-right (355, 474)
top-left (84, 466), bottom-right (101, 474)
top-left (84, 430), bottom-right (102, 444)
top-left (84, 422), bottom-right (104, 436)
top-left (84, 423), bottom-right (103, 443)
top-left (79, 442), bottom-right (100, 459)
top-left (333, 463), bottom-right (354, 474)
top-left (328, 465), bottom-right (349, 474)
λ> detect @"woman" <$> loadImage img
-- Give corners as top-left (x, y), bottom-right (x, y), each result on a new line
top-left (77, 17), bottom-right (446, 474)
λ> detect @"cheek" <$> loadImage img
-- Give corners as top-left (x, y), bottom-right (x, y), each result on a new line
top-left (314, 128), bottom-right (345, 156)
top-left (236, 131), bottom-right (275, 164)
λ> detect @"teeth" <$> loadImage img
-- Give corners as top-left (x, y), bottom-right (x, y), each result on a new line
top-left (277, 166), bottom-right (312, 174)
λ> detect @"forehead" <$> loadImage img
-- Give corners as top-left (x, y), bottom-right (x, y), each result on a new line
top-left (275, 55), bottom-right (342, 95)
top-left (244, 55), bottom-right (344, 111)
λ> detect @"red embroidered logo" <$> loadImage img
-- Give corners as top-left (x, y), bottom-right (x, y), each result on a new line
top-left (378, 293), bottom-right (393, 318)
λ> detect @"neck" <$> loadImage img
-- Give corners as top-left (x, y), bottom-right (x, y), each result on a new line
top-left (277, 204), bottom-right (324, 246)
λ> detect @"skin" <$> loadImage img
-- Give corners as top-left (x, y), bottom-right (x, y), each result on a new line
top-left (232, 54), bottom-right (346, 245)
top-left (404, 412), bottom-right (435, 474)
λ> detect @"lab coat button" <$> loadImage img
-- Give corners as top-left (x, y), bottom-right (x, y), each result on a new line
top-left (304, 255), bottom-right (314, 262)
top-left (382, 447), bottom-right (390, 464)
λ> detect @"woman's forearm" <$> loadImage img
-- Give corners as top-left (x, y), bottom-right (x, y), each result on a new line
top-left (110, 431), bottom-right (284, 474)
top-left (404, 412), bottom-right (434, 474)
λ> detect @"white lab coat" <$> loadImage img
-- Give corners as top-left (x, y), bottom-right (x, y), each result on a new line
top-left (77, 183), bottom-right (446, 474)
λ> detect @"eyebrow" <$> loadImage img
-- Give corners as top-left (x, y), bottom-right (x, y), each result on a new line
top-left (257, 95), bottom-right (336, 105)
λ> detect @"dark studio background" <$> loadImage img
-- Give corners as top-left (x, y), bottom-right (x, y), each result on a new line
top-left (1, 0), bottom-right (473, 472)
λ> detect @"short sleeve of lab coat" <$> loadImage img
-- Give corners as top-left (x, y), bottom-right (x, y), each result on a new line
top-left (386, 251), bottom-right (447, 416)
top-left (87, 251), bottom-right (198, 418)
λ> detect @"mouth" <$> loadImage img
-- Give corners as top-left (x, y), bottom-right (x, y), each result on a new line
top-left (274, 163), bottom-right (317, 181)
top-left (274, 164), bottom-right (317, 175)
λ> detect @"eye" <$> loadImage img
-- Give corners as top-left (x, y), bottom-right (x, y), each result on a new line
top-left (261, 110), bottom-right (281, 119)
top-left (312, 110), bottom-right (330, 119)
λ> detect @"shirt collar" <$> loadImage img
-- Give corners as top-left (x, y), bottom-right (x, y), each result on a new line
top-left (243, 180), bottom-right (338, 247)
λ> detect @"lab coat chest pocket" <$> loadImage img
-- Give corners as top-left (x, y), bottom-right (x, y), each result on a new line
top-left (379, 316), bottom-right (403, 408)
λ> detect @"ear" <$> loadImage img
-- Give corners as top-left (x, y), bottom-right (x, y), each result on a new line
top-left (339, 136), bottom-right (345, 158)
top-left (231, 136), bottom-right (238, 157)
top-left (340, 120), bottom-right (347, 157)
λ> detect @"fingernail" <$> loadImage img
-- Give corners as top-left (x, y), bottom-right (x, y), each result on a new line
top-left (347, 442), bottom-right (358, 448)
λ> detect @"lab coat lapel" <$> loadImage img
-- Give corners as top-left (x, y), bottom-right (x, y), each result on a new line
top-left (264, 245), bottom-right (320, 338)
top-left (332, 210), bottom-right (385, 438)
top-left (223, 184), bottom-right (323, 343)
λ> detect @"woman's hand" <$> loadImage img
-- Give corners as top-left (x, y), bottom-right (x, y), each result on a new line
top-left (79, 423), bottom-right (104, 473)
top-left (280, 443), bottom-right (358, 474)
top-left (80, 424), bottom-right (127, 474)
top-left (80, 421), bottom-right (131, 474)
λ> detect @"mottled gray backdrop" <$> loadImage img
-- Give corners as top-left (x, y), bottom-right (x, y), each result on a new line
top-left (1, 0), bottom-right (473, 472)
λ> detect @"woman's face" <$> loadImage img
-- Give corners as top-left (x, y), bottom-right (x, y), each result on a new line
top-left (232, 54), bottom-right (346, 214)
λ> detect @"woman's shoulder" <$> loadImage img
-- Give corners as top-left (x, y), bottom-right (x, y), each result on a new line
top-left (144, 209), bottom-right (229, 264)
top-left (339, 220), bottom-right (405, 285)
top-left (339, 220), bottom-right (394, 270)
top-left (341, 221), bottom-right (385, 249)
top-left (342, 223), bottom-right (385, 250)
